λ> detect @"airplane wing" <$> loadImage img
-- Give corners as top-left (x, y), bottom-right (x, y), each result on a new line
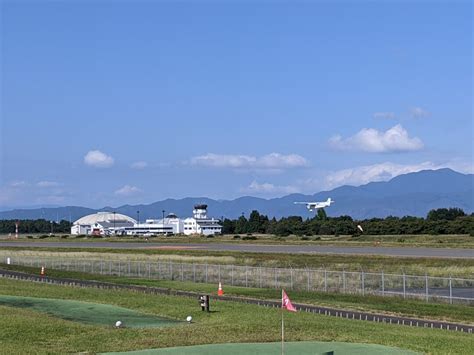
top-left (294, 202), bottom-right (309, 205)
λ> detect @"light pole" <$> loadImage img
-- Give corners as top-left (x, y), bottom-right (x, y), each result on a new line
top-left (50, 221), bottom-right (53, 235)
top-left (113, 211), bottom-right (116, 235)
top-left (162, 210), bottom-right (165, 235)
top-left (136, 210), bottom-right (140, 236)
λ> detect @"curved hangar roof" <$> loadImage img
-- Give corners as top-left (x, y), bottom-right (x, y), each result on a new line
top-left (74, 212), bottom-right (136, 225)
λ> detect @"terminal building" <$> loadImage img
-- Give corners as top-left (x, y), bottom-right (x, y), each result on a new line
top-left (71, 205), bottom-right (222, 236)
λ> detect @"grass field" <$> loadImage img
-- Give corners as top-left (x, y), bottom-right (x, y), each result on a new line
top-left (1, 233), bottom-right (474, 248)
top-left (1, 263), bottom-right (473, 324)
top-left (0, 277), bottom-right (472, 354)
top-left (1, 247), bottom-right (473, 277)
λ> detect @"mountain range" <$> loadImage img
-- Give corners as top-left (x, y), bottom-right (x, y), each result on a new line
top-left (1, 168), bottom-right (472, 221)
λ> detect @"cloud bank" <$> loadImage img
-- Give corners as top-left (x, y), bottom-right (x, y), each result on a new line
top-left (190, 153), bottom-right (309, 170)
top-left (114, 185), bottom-right (142, 196)
top-left (329, 125), bottom-right (423, 153)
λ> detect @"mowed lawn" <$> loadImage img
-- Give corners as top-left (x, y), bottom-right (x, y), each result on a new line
top-left (0, 279), bottom-right (472, 354)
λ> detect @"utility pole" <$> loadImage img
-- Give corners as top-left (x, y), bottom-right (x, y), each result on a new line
top-left (162, 210), bottom-right (165, 235)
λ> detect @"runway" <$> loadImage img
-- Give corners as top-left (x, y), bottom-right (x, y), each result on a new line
top-left (0, 241), bottom-right (473, 258)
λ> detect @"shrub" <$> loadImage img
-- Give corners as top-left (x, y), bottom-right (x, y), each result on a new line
top-left (233, 235), bottom-right (241, 239)
top-left (300, 236), bottom-right (309, 240)
top-left (39, 234), bottom-right (49, 239)
top-left (397, 238), bottom-right (405, 243)
top-left (206, 234), bottom-right (215, 238)
top-left (61, 235), bottom-right (69, 239)
top-left (242, 236), bottom-right (257, 240)
top-left (26, 235), bottom-right (33, 239)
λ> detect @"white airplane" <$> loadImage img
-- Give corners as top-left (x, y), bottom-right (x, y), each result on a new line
top-left (294, 198), bottom-right (334, 212)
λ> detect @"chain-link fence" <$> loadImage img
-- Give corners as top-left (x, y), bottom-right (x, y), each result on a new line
top-left (3, 255), bottom-right (473, 304)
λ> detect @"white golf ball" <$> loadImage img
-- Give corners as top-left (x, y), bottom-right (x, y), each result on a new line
top-left (115, 321), bottom-right (122, 328)
top-left (186, 316), bottom-right (192, 323)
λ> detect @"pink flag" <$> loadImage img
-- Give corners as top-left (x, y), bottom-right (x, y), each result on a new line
top-left (282, 289), bottom-right (297, 312)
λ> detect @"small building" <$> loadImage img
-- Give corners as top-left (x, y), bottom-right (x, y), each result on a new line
top-left (123, 213), bottom-right (183, 235)
top-left (183, 204), bottom-right (222, 235)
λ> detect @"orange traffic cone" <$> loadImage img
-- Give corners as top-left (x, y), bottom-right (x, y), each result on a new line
top-left (217, 282), bottom-right (224, 296)
top-left (40, 266), bottom-right (45, 277)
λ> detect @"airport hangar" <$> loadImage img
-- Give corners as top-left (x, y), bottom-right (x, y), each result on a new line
top-left (71, 204), bottom-right (222, 236)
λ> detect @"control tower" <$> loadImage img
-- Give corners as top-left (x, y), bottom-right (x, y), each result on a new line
top-left (193, 204), bottom-right (208, 219)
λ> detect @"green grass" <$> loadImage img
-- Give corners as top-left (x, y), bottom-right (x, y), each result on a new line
top-left (0, 278), bottom-right (472, 354)
top-left (1, 247), bottom-right (473, 276)
top-left (1, 263), bottom-right (473, 324)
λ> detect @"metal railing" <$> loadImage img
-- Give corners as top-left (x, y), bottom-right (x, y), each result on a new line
top-left (3, 256), bottom-right (473, 304)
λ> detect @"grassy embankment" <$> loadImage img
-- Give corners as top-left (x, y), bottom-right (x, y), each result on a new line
top-left (1, 233), bottom-right (474, 248)
top-left (1, 263), bottom-right (473, 324)
top-left (1, 247), bottom-right (473, 277)
top-left (0, 277), bottom-right (473, 354)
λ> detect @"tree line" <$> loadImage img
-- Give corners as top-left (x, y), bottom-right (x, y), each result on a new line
top-left (0, 219), bottom-right (72, 234)
top-left (0, 208), bottom-right (472, 236)
top-left (222, 208), bottom-right (474, 236)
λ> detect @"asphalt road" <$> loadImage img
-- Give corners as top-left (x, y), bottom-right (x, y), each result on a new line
top-left (0, 241), bottom-right (473, 258)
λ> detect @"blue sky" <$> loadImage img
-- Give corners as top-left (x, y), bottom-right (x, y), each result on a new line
top-left (1, 1), bottom-right (472, 208)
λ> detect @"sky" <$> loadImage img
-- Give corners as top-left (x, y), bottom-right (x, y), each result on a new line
top-left (0, 0), bottom-right (472, 209)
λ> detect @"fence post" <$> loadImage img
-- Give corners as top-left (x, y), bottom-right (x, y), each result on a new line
top-left (361, 271), bottom-right (365, 296)
top-left (290, 268), bottom-right (293, 290)
top-left (307, 269), bottom-right (310, 292)
top-left (231, 265), bottom-right (234, 286)
top-left (342, 270), bottom-right (346, 294)
top-left (403, 273), bottom-right (406, 299)
top-left (181, 263), bottom-right (184, 281)
top-left (425, 274), bottom-right (429, 302)
top-left (275, 268), bottom-right (278, 289)
top-left (205, 263), bottom-right (208, 283)
top-left (218, 264), bottom-right (221, 282)
top-left (324, 269), bottom-right (328, 292)
top-left (449, 276), bottom-right (452, 304)
top-left (245, 266), bottom-right (248, 287)
top-left (259, 267), bottom-right (262, 288)
top-left (381, 271), bottom-right (384, 296)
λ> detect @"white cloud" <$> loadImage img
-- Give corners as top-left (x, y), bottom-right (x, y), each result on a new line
top-left (10, 181), bottom-right (28, 187)
top-left (190, 153), bottom-right (309, 170)
top-left (410, 107), bottom-right (430, 118)
top-left (241, 180), bottom-right (300, 195)
top-left (36, 181), bottom-right (59, 188)
top-left (84, 150), bottom-right (114, 168)
top-left (114, 185), bottom-right (142, 196)
top-left (329, 124), bottom-right (423, 153)
top-left (373, 112), bottom-right (396, 119)
top-left (130, 161), bottom-right (148, 169)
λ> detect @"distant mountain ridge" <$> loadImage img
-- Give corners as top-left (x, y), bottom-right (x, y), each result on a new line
top-left (1, 169), bottom-right (472, 221)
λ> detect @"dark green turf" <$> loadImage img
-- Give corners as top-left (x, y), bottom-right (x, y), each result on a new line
top-left (0, 295), bottom-right (180, 328)
top-left (102, 341), bottom-right (419, 354)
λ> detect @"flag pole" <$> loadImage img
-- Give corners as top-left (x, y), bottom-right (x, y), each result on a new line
top-left (281, 289), bottom-right (284, 355)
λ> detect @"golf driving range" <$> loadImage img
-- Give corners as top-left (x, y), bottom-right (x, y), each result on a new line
top-left (0, 275), bottom-right (472, 354)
